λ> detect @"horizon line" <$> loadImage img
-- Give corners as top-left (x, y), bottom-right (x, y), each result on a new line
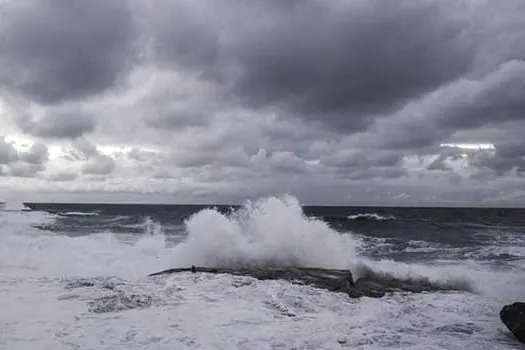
top-left (20, 201), bottom-right (525, 209)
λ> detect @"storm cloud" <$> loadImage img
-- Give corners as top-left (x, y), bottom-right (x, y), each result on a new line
top-left (229, 0), bottom-right (474, 131)
top-left (16, 105), bottom-right (96, 139)
top-left (0, 0), bottom-right (137, 104)
top-left (0, 0), bottom-right (524, 205)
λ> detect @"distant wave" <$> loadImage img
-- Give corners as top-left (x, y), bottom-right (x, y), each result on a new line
top-left (101, 215), bottom-right (130, 222)
top-left (58, 211), bottom-right (100, 217)
top-left (347, 213), bottom-right (396, 221)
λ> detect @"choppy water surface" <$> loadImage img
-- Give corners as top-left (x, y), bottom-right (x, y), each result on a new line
top-left (2, 196), bottom-right (525, 349)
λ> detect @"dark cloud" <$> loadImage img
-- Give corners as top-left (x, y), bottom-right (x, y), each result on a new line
top-left (144, 103), bottom-right (213, 130)
top-left (470, 142), bottom-right (525, 176)
top-left (362, 60), bottom-right (525, 151)
top-left (321, 149), bottom-right (403, 169)
top-left (426, 146), bottom-right (466, 172)
top-left (132, 0), bottom-right (476, 132)
top-left (1, 0), bottom-right (524, 204)
top-left (439, 61), bottom-right (525, 130)
top-left (227, 0), bottom-right (473, 131)
top-left (343, 167), bottom-right (407, 181)
top-left (0, 0), bottom-right (137, 104)
top-left (143, 1), bottom-right (220, 72)
top-left (17, 106), bottom-right (95, 139)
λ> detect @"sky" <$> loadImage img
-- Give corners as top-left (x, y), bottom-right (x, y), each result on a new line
top-left (0, 0), bottom-right (525, 206)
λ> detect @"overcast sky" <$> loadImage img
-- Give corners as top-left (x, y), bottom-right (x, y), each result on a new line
top-left (1, 0), bottom-right (525, 206)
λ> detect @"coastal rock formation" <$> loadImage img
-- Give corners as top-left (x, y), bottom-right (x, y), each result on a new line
top-left (148, 265), bottom-right (471, 299)
top-left (500, 302), bottom-right (525, 343)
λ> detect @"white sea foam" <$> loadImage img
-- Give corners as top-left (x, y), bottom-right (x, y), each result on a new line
top-left (347, 213), bottom-right (396, 221)
top-left (169, 195), bottom-right (359, 269)
top-left (58, 211), bottom-right (100, 217)
top-left (0, 197), bottom-right (524, 349)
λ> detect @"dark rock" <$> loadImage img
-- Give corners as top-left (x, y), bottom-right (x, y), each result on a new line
top-left (148, 265), bottom-right (471, 299)
top-left (500, 302), bottom-right (525, 343)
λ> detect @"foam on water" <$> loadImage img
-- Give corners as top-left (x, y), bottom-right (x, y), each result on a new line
top-left (0, 211), bottom-right (172, 280)
top-left (347, 213), bottom-right (396, 221)
top-left (58, 211), bottom-right (100, 217)
top-left (0, 195), bottom-right (524, 349)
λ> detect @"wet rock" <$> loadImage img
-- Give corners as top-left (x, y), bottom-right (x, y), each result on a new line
top-left (148, 265), bottom-right (471, 299)
top-left (500, 302), bottom-right (525, 343)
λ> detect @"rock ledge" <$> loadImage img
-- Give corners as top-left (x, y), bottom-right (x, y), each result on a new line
top-left (149, 266), bottom-right (471, 298)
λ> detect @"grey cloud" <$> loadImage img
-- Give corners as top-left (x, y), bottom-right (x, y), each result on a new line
top-left (426, 146), bottom-right (466, 172)
top-left (343, 167), bottom-right (407, 181)
top-left (422, 142), bottom-right (525, 179)
top-left (142, 1), bottom-right (219, 72)
top-left (61, 138), bottom-right (116, 175)
top-left (227, 0), bottom-right (473, 131)
top-left (0, 137), bottom-right (19, 164)
top-left (0, 137), bottom-right (48, 177)
top-left (46, 171), bottom-right (78, 182)
top-left (171, 146), bottom-right (249, 168)
top-left (469, 0), bottom-right (525, 75)
top-left (18, 106), bottom-right (95, 139)
top-left (135, 0), bottom-right (474, 132)
top-left (71, 138), bottom-right (99, 160)
top-left (364, 60), bottom-right (525, 151)
top-left (320, 149), bottom-right (403, 169)
top-left (427, 157), bottom-right (452, 172)
top-left (250, 149), bottom-right (309, 174)
top-left (470, 142), bottom-right (525, 176)
top-left (82, 154), bottom-right (116, 175)
top-left (128, 148), bottom-right (160, 162)
top-left (61, 137), bottom-right (99, 162)
top-left (144, 104), bottom-right (213, 129)
top-left (18, 143), bottom-right (49, 165)
top-left (0, 0), bottom-right (137, 104)
top-left (191, 112), bottom-right (331, 163)
top-left (7, 162), bottom-right (45, 178)
top-left (440, 61), bottom-right (525, 130)
top-left (109, 69), bottom-right (223, 133)
top-left (1, 0), bottom-right (524, 204)
top-left (166, 145), bottom-right (311, 176)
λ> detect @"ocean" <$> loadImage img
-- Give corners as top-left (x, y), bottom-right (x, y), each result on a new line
top-left (1, 195), bottom-right (525, 349)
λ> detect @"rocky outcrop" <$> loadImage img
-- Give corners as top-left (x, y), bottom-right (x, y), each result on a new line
top-left (500, 302), bottom-right (525, 343)
top-left (148, 265), bottom-right (471, 299)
